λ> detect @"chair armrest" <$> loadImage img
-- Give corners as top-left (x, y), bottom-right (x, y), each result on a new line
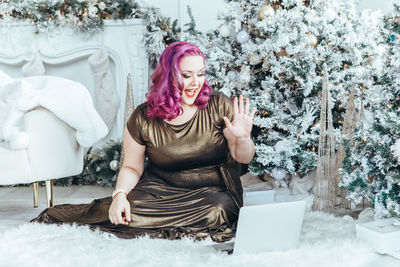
top-left (24, 108), bottom-right (84, 179)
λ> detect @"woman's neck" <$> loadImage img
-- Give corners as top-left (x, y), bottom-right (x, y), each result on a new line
top-left (165, 104), bottom-right (198, 125)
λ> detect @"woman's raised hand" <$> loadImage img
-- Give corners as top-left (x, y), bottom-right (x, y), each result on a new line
top-left (223, 95), bottom-right (256, 139)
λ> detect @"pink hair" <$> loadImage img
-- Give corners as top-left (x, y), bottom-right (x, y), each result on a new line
top-left (145, 41), bottom-right (213, 120)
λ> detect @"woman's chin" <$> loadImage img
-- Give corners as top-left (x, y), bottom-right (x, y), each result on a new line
top-left (181, 90), bottom-right (200, 107)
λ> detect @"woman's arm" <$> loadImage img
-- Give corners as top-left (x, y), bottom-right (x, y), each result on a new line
top-left (223, 129), bottom-right (255, 164)
top-left (223, 95), bottom-right (256, 164)
top-left (108, 127), bottom-right (145, 225)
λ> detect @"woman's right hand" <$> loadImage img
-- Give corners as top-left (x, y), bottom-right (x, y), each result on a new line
top-left (108, 193), bottom-right (131, 225)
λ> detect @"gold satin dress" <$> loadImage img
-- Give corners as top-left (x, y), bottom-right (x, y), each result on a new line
top-left (32, 92), bottom-right (243, 242)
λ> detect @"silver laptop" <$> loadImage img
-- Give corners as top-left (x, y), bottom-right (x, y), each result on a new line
top-left (213, 199), bottom-right (306, 255)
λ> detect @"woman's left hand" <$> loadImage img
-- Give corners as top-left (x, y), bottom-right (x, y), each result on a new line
top-left (223, 95), bottom-right (256, 139)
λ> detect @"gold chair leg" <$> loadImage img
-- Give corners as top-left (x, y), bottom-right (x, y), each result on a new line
top-left (33, 182), bottom-right (39, 208)
top-left (45, 179), bottom-right (53, 208)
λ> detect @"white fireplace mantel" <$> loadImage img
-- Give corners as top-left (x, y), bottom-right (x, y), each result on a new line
top-left (0, 19), bottom-right (149, 147)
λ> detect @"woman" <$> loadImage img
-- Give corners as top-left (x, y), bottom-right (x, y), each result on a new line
top-left (33, 41), bottom-right (256, 242)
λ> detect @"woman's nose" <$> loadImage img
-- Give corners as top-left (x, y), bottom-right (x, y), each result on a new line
top-left (191, 75), bottom-right (199, 85)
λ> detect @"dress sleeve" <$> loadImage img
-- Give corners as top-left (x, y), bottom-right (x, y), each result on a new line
top-left (218, 92), bottom-right (234, 128)
top-left (126, 104), bottom-right (146, 145)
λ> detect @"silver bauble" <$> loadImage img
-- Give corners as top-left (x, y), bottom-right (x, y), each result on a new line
top-left (227, 70), bottom-right (238, 81)
top-left (219, 24), bottom-right (232, 38)
top-left (109, 159), bottom-right (119, 171)
top-left (236, 30), bottom-right (250, 44)
top-left (325, 9), bottom-right (336, 23)
top-left (258, 5), bottom-right (275, 20)
top-left (271, 168), bottom-right (287, 180)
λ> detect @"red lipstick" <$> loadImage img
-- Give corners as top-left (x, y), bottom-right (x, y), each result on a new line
top-left (184, 88), bottom-right (197, 98)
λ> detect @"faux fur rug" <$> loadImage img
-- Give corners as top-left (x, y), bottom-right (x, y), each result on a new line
top-left (0, 212), bottom-right (389, 267)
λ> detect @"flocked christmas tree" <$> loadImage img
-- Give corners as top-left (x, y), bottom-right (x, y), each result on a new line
top-left (341, 4), bottom-right (400, 219)
top-left (196, 0), bottom-right (383, 180)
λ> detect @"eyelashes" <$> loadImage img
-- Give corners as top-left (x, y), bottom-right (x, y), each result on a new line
top-left (181, 73), bottom-right (205, 79)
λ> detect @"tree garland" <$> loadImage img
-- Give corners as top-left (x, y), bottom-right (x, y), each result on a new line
top-left (0, 0), bottom-right (180, 66)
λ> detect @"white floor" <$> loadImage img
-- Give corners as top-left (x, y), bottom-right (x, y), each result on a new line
top-left (0, 185), bottom-right (111, 234)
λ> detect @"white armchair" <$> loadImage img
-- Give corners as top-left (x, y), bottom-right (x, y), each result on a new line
top-left (0, 107), bottom-right (84, 207)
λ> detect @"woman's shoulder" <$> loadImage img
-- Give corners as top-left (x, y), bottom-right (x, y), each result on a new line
top-left (209, 90), bottom-right (233, 110)
top-left (207, 91), bottom-right (233, 120)
top-left (209, 91), bottom-right (231, 106)
top-left (127, 103), bottom-right (151, 129)
top-left (126, 102), bottom-right (151, 145)
top-left (131, 102), bottom-right (150, 120)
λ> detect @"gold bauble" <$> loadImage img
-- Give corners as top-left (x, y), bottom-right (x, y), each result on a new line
top-left (306, 32), bottom-right (318, 47)
top-left (258, 5), bottom-right (275, 20)
top-left (38, 2), bottom-right (48, 9)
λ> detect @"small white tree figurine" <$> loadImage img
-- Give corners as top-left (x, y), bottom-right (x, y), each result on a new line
top-left (335, 89), bottom-right (358, 209)
top-left (312, 69), bottom-right (336, 212)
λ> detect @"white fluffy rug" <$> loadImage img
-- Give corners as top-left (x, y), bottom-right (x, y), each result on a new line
top-left (0, 212), bottom-right (390, 267)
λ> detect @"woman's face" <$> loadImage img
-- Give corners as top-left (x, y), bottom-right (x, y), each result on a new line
top-left (179, 55), bottom-right (205, 108)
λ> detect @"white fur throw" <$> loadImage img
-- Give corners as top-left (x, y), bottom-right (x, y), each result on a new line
top-left (0, 75), bottom-right (108, 149)
top-left (0, 69), bottom-right (12, 83)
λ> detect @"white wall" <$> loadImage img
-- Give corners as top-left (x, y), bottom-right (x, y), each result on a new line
top-left (355, 0), bottom-right (397, 13)
top-left (143, 0), bottom-right (399, 32)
